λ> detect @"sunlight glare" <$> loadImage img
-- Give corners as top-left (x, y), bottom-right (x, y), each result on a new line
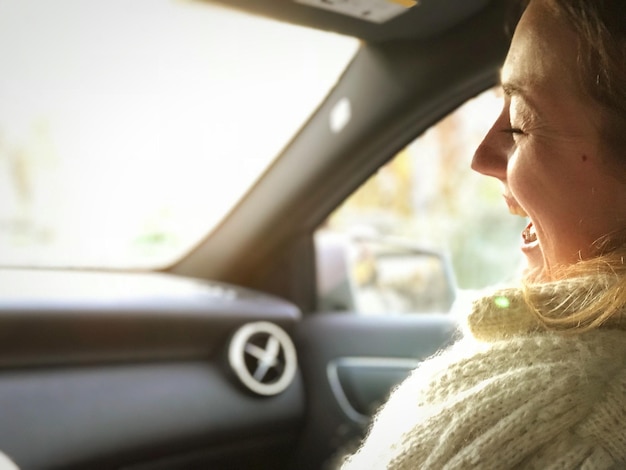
top-left (0, 0), bottom-right (359, 267)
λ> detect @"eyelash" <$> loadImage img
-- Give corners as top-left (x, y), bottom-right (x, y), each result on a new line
top-left (501, 127), bottom-right (524, 135)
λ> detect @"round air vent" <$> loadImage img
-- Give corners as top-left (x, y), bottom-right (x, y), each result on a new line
top-left (228, 322), bottom-right (297, 396)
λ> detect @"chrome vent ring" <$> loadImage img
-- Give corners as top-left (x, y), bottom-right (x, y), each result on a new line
top-left (228, 322), bottom-right (297, 396)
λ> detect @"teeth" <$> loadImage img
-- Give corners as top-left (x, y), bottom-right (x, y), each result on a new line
top-left (522, 222), bottom-right (537, 244)
top-left (509, 205), bottom-right (528, 217)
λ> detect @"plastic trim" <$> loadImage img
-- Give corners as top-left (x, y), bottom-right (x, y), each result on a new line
top-left (326, 356), bottom-right (420, 423)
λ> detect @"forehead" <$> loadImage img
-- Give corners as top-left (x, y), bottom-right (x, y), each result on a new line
top-left (501, 0), bottom-right (580, 96)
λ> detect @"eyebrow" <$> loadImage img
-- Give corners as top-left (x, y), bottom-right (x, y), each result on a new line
top-left (501, 81), bottom-right (526, 98)
top-left (500, 79), bottom-right (544, 118)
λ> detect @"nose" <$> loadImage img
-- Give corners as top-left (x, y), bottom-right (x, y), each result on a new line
top-left (471, 113), bottom-right (510, 181)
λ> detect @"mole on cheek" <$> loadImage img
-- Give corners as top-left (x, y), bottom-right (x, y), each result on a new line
top-left (581, 154), bottom-right (588, 162)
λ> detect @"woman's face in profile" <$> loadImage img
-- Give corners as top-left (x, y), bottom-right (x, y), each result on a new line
top-left (472, 0), bottom-right (626, 281)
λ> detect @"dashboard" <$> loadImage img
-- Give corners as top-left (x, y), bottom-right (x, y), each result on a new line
top-left (0, 269), bottom-right (304, 469)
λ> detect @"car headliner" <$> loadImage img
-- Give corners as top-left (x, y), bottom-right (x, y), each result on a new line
top-left (200, 0), bottom-right (492, 42)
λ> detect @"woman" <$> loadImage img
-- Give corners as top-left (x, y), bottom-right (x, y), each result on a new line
top-left (341, 0), bottom-right (626, 468)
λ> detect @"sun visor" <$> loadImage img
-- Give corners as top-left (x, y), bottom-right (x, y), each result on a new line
top-left (294, 0), bottom-right (417, 24)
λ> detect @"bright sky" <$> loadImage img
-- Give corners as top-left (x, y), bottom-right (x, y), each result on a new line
top-left (0, 0), bottom-right (359, 267)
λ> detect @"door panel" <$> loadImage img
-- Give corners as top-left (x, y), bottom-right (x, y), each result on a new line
top-left (292, 313), bottom-right (458, 469)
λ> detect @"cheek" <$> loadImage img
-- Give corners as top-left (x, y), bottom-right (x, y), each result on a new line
top-left (508, 143), bottom-right (593, 211)
top-left (509, 143), bottom-right (622, 239)
top-left (506, 148), bottom-right (547, 211)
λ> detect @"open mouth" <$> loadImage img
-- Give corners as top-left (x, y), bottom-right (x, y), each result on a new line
top-left (503, 195), bottom-right (538, 247)
top-left (522, 221), bottom-right (537, 245)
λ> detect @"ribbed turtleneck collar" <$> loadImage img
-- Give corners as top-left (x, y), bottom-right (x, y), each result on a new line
top-left (465, 276), bottom-right (626, 341)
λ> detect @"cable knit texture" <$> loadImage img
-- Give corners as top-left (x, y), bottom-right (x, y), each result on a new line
top-left (340, 278), bottom-right (626, 469)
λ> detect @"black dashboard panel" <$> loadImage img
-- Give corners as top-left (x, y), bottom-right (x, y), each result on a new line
top-left (0, 269), bottom-right (304, 469)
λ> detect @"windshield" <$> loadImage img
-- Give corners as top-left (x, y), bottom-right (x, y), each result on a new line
top-left (0, 0), bottom-right (359, 269)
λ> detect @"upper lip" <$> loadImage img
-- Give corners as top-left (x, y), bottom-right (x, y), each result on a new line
top-left (503, 194), bottom-right (528, 217)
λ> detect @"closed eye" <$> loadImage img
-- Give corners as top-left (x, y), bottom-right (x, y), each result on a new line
top-left (501, 127), bottom-right (524, 135)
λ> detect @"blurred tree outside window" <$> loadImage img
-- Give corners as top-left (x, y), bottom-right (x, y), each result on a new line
top-left (315, 88), bottom-right (526, 314)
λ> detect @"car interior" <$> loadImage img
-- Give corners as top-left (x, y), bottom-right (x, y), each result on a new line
top-left (0, 0), bottom-right (522, 468)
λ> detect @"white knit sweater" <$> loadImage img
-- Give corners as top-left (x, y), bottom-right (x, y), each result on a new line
top-left (341, 278), bottom-right (626, 469)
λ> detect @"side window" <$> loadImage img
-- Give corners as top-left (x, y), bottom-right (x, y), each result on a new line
top-left (315, 88), bottom-right (525, 314)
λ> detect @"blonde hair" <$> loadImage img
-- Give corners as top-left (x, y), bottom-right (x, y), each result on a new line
top-left (523, 251), bottom-right (626, 333)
